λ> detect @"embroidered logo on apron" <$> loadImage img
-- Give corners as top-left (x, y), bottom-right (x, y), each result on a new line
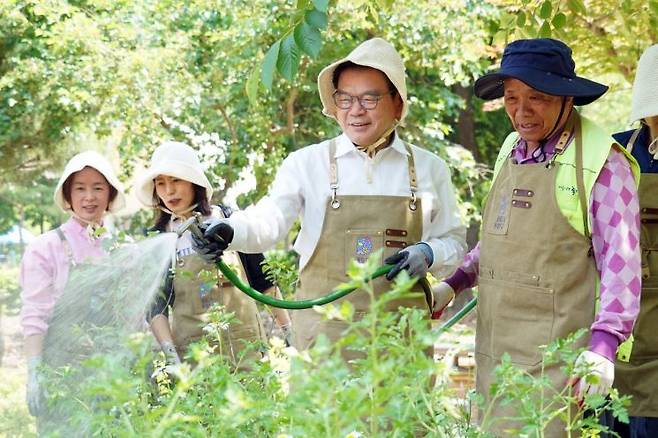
top-left (355, 236), bottom-right (374, 263)
top-left (557, 184), bottom-right (578, 196)
top-left (493, 194), bottom-right (510, 232)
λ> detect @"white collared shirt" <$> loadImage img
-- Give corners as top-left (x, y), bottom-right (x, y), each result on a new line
top-left (228, 133), bottom-right (466, 276)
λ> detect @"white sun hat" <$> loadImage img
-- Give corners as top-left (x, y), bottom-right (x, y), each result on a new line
top-left (317, 37), bottom-right (408, 124)
top-left (135, 141), bottom-right (213, 207)
top-left (630, 44), bottom-right (658, 123)
top-left (53, 150), bottom-right (126, 213)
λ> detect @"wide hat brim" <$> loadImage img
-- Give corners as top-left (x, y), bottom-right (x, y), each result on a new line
top-left (474, 67), bottom-right (608, 106)
top-left (317, 37), bottom-right (408, 124)
top-left (54, 151), bottom-right (126, 214)
top-left (135, 161), bottom-right (213, 207)
top-left (630, 44), bottom-right (658, 122)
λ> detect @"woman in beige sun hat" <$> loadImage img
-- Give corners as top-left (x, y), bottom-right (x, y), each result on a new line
top-left (609, 44), bottom-right (658, 438)
top-left (136, 141), bottom-right (291, 372)
top-left (20, 151), bottom-right (125, 420)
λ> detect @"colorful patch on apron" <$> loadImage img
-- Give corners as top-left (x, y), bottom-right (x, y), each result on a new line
top-left (355, 236), bottom-right (374, 263)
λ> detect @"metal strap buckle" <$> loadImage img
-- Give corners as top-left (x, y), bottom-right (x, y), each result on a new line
top-left (330, 184), bottom-right (340, 209)
top-left (409, 191), bottom-right (417, 211)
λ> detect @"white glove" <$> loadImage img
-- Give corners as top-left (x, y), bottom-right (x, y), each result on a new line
top-left (161, 341), bottom-right (182, 365)
top-left (26, 356), bottom-right (45, 417)
top-left (431, 282), bottom-right (455, 318)
top-left (151, 341), bottom-right (182, 380)
top-left (572, 350), bottom-right (614, 399)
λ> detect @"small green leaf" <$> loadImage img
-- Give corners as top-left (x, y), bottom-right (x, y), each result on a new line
top-left (294, 21), bottom-right (322, 58)
top-left (276, 35), bottom-right (301, 81)
top-left (246, 65), bottom-right (260, 107)
top-left (312, 0), bottom-right (329, 12)
top-left (538, 20), bottom-right (551, 37)
top-left (261, 40), bottom-right (281, 89)
top-left (567, 0), bottom-right (586, 15)
top-left (539, 0), bottom-right (552, 19)
top-left (516, 11), bottom-right (526, 27)
top-left (551, 12), bottom-right (567, 29)
top-left (305, 9), bottom-right (328, 29)
top-left (650, 0), bottom-right (658, 15)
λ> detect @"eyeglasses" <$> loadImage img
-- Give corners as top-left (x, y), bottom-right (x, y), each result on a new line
top-left (332, 90), bottom-right (394, 110)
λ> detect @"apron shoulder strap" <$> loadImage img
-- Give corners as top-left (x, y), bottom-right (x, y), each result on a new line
top-left (625, 127), bottom-right (643, 154)
top-left (403, 142), bottom-right (419, 211)
top-left (328, 139), bottom-right (340, 209)
top-left (217, 204), bottom-right (233, 218)
top-left (573, 113), bottom-right (591, 238)
top-left (327, 138), bottom-right (419, 211)
top-left (55, 227), bottom-right (76, 266)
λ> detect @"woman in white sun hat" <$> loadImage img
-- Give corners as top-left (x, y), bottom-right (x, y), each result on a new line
top-left (609, 44), bottom-right (658, 438)
top-left (136, 141), bottom-right (291, 372)
top-left (19, 150), bottom-right (126, 418)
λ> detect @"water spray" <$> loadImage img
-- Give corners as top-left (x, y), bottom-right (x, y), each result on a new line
top-left (177, 213), bottom-right (477, 325)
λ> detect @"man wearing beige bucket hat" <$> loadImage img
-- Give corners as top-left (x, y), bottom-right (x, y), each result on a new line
top-left (135, 141), bottom-right (292, 371)
top-left (193, 38), bottom-right (466, 356)
top-left (20, 151), bottom-right (125, 420)
top-left (608, 44), bottom-right (658, 438)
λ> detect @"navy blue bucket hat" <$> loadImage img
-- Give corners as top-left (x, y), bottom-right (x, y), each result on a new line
top-left (474, 38), bottom-right (608, 106)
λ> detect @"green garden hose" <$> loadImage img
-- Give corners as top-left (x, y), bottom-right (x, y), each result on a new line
top-left (437, 297), bottom-right (477, 333)
top-left (179, 214), bottom-right (477, 328)
top-left (215, 259), bottom-right (431, 310)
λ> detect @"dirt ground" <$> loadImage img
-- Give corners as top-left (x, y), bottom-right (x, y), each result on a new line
top-left (0, 312), bottom-right (37, 437)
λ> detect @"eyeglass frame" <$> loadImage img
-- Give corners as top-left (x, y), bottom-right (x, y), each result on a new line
top-left (332, 89), bottom-right (396, 110)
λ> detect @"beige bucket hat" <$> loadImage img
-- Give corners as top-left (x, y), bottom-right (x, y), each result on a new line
top-left (54, 150), bottom-right (126, 213)
top-left (135, 141), bottom-right (213, 207)
top-left (630, 44), bottom-right (658, 123)
top-left (317, 37), bottom-right (408, 123)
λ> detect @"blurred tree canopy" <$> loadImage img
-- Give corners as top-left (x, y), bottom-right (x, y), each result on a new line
top-left (1, 0), bottom-right (655, 234)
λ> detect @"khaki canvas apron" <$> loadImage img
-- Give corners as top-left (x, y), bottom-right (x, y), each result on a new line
top-left (615, 129), bottom-right (658, 418)
top-left (293, 140), bottom-right (431, 360)
top-left (477, 131), bottom-right (597, 437)
top-left (171, 247), bottom-right (265, 370)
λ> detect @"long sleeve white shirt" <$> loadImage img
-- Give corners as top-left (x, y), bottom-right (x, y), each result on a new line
top-left (228, 133), bottom-right (467, 276)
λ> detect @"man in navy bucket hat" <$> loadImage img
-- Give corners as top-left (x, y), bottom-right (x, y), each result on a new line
top-left (431, 38), bottom-right (642, 436)
top-left (474, 38), bottom-right (608, 105)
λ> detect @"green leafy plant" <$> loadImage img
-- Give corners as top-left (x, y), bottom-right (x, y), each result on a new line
top-left (33, 256), bottom-right (629, 437)
top-left (480, 329), bottom-right (630, 437)
top-left (261, 249), bottom-right (300, 299)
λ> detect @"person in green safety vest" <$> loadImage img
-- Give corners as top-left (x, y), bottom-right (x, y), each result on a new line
top-left (432, 38), bottom-right (641, 437)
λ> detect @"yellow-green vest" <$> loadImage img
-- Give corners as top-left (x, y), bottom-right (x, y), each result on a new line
top-left (491, 114), bottom-right (640, 361)
top-left (492, 114), bottom-right (639, 236)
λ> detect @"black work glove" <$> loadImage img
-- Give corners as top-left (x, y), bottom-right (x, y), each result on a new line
top-left (191, 218), bottom-right (234, 263)
top-left (384, 242), bottom-right (434, 281)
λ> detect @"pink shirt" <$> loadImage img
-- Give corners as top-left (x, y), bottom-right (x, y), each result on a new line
top-left (20, 218), bottom-right (106, 337)
top-left (446, 134), bottom-right (641, 362)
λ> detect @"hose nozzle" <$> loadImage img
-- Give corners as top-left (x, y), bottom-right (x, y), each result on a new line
top-left (176, 212), bottom-right (205, 240)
